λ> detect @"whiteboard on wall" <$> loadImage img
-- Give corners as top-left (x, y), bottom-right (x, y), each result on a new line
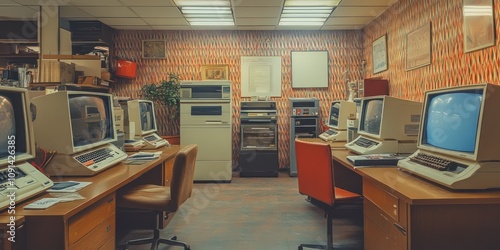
top-left (241, 56), bottom-right (281, 97)
top-left (291, 51), bottom-right (328, 88)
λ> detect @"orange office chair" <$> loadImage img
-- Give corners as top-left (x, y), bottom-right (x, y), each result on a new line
top-left (117, 144), bottom-right (198, 250)
top-left (295, 139), bottom-right (362, 250)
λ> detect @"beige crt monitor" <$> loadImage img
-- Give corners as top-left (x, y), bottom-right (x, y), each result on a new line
top-left (121, 99), bottom-right (169, 149)
top-left (345, 95), bottom-right (422, 154)
top-left (398, 83), bottom-right (500, 189)
top-left (319, 100), bottom-right (356, 141)
top-left (0, 86), bottom-right (53, 211)
top-left (32, 91), bottom-right (127, 176)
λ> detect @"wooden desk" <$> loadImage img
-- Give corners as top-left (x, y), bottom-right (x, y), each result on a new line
top-left (3, 145), bottom-right (180, 250)
top-left (303, 139), bottom-right (500, 249)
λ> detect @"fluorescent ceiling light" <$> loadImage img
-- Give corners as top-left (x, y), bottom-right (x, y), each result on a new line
top-left (189, 21), bottom-right (234, 26)
top-left (284, 0), bottom-right (340, 7)
top-left (174, 0), bottom-right (230, 6)
top-left (279, 21), bottom-right (324, 26)
top-left (179, 5), bottom-right (234, 26)
top-left (463, 6), bottom-right (493, 16)
top-left (279, 6), bottom-right (333, 26)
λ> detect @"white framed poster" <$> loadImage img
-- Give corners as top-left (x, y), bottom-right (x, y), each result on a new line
top-left (291, 51), bottom-right (328, 88)
top-left (241, 56), bottom-right (281, 97)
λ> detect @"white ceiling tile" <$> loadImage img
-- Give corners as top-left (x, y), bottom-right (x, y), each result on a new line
top-left (143, 17), bottom-right (189, 25)
top-left (98, 17), bottom-right (147, 26)
top-left (338, 0), bottom-right (396, 7)
top-left (119, 0), bottom-right (176, 6)
top-left (235, 17), bottom-right (278, 25)
top-left (79, 7), bottom-right (138, 18)
top-left (67, 0), bottom-right (124, 6)
top-left (13, 0), bottom-right (70, 5)
top-left (60, 6), bottom-right (94, 18)
top-left (231, 0), bottom-right (284, 7)
top-left (325, 16), bottom-right (374, 25)
top-left (237, 25), bottom-right (276, 30)
top-left (130, 7), bottom-right (183, 18)
top-left (331, 6), bottom-right (387, 17)
top-left (233, 7), bottom-right (282, 18)
top-left (0, 6), bottom-right (37, 19)
top-left (1, 0), bottom-right (19, 5)
top-left (150, 25), bottom-right (192, 30)
top-left (110, 25), bottom-right (153, 30)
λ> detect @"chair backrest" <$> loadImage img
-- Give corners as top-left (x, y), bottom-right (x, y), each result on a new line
top-left (167, 144), bottom-right (198, 212)
top-left (295, 139), bottom-right (335, 206)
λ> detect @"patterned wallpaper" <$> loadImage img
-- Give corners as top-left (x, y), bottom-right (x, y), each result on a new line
top-left (112, 30), bottom-right (364, 169)
top-left (112, 0), bottom-right (500, 170)
top-left (363, 0), bottom-right (500, 101)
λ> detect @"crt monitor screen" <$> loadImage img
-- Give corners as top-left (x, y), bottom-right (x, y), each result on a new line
top-left (360, 99), bottom-right (383, 135)
top-left (328, 102), bottom-right (340, 128)
top-left (70, 95), bottom-right (114, 148)
top-left (422, 90), bottom-right (482, 153)
top-left (0, 92), bottom-right (29, 162)
top-left (139, 101), bottom-right (156, 132)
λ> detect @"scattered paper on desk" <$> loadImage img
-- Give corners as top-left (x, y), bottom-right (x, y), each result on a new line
top-left (47, 181), bottom-right (92, 193)
top-left (128, 151), bottom-right (162, 160)
top-left (50, 193), bottom-right (85, 202)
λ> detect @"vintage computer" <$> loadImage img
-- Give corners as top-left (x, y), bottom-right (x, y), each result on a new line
top-left (398, 83), bottom-right (500, 189)
top-left (345, 95), bottom-right (422, 154)
top-left (31, 91), bottom-right (127, 176)
top-left (0, 86), bottom-right (53, 210)
top-left (319, 100), bottom-right (356, 141)
top-left (121, 99), bottom-right (169, 149)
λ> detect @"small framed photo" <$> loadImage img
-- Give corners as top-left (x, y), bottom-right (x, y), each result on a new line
top-left (406, 23), bottom-right (432, 70)
top-left (142, 40), bottom-right (166, 59)
top-left (372, 34), bottom-right (388, 74)
top-left (463, 0), bottom-right (495, 53)
top-left (201, 65), bottom-right (229, 80)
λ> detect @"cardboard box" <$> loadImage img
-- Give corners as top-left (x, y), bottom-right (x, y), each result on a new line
top-left (79, 76), bottom-right (99, 85)
top-left (40, 61), bottom-right (75, 83)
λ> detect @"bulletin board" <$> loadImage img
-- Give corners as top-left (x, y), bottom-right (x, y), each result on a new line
top-left (291, 51), bottom-right (328, 88)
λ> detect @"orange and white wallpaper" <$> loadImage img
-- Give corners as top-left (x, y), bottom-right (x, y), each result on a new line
top-left (112, 0), bottom-right (500, 170)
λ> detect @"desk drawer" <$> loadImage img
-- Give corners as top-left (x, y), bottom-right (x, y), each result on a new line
top-left (68, 194), bottom-right (115, 245)
top-left (364, 180), bottom-right (398, 221)
top-left (69, 214), bottom-right (115, 250)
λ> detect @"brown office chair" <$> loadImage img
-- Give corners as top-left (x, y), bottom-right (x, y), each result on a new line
top-left (295, 139), bottom-right (362, 250)
top-left (117, 144), bottom-right (198, 250)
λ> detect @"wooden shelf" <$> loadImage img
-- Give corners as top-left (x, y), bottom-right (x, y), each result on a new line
top-left (0, 53), bottom-right (38, 58)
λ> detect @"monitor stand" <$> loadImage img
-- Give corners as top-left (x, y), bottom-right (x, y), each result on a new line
top-left (140, 133), bottom-right (170, 149)
top-left (345, 135), bottom-right (417, 154)
top-left (319, 129), bottom-right (347, 141)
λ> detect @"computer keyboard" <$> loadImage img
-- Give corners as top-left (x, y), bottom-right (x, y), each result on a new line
top-left (144, 134), bottom-right (158, 142)
top-left (75, 147), bottom-right (114, 165)
top-left (0, 162), bottom-right (53, 210)
top-left (0, 167), bottom-right (26, 183)
top-left (354, 137), bottom-right (379, 148)
top-left (409, 152), bottom-right (467, 171)
top-left (324, 129), bottom-right (337, 135)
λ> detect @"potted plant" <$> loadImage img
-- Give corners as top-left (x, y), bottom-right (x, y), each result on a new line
top-left (139, 73), bottom-right (181, 144)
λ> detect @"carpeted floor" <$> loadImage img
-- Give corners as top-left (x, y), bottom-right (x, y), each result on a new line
top-left (118, 173), bottom-right (363, 250)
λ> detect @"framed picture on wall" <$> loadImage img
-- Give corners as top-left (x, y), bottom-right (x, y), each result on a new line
top-left (372, 34), bottom-right (388, 74)
top-left (201, 65), bottom-right (229, 80)
top-left (463, 0), bottom-right (495, 53)
top-left (406, 23), bottom-right (432, 70)
top-left (142, 40), bottom-right (166, 59)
